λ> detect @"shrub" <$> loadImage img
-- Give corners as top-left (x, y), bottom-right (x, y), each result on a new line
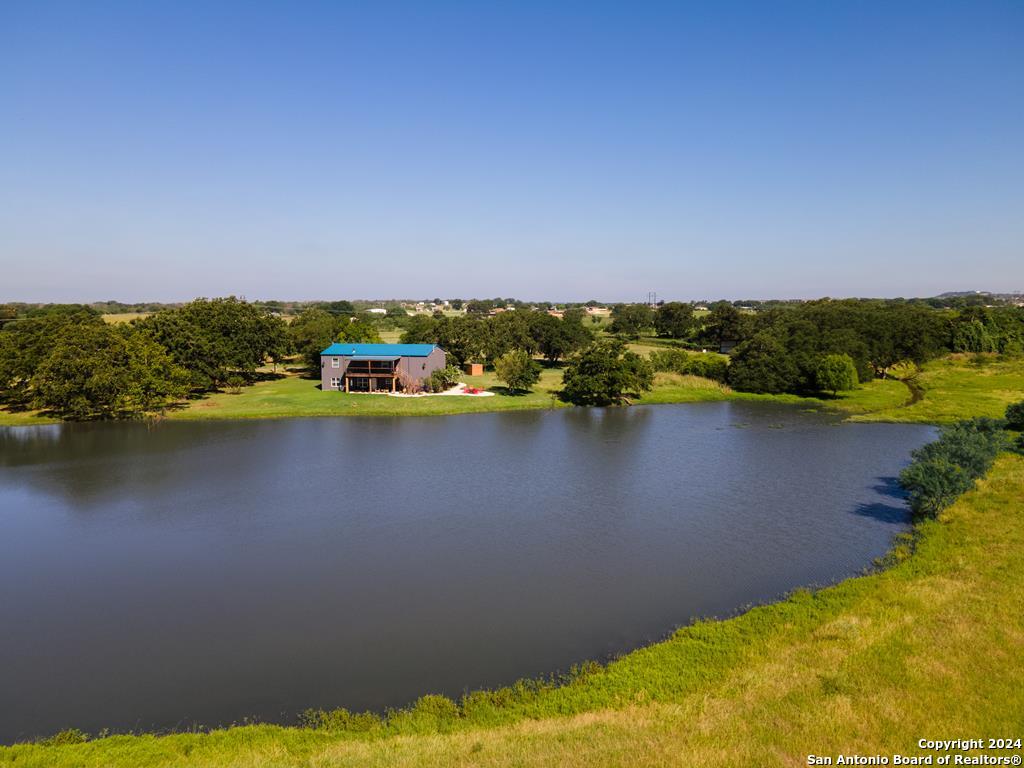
top-left (39, 728), bottom-right (90, 746)
top-left (428, 364), bottom-right (461, 392)
top-left (899, 457), bottom-right (975, 519)
top-left (649, 350), bottom-right (728, 382)
top-left (1006, 400), bottom-right (1024, 431)
top-left (899, 417), bottom-right (1010, 519)
top-left (298, 707), bottom-right (381, 732)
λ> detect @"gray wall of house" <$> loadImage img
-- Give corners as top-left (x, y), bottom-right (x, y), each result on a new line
top-left (320, 347), bottom-right (447, 391)
top-left (396, 347), bottom-right (447, 385)
top-left (321, 354), bottom-right (350, 390)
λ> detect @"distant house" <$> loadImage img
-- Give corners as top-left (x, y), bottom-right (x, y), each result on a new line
top-left (321, 343), bottom-right (446, 393)
top-left (365, 307), bottom-right (388, 315)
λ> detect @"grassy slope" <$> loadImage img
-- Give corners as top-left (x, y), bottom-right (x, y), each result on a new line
top-left (848, 354), bottom-right (1024, 424)
top-left (7, 454), bottom-right (1022, 767)
top-left (2, 354), bottom-right (1020, 427)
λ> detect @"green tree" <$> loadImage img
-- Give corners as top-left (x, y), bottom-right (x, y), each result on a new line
top-left (313, 300), bottom-right (355, 316)
top-left (465, 300), bottom-right (493, 316)
top-left (814, 353), bottom-right (859, 395)
top-left (529, 312), bottom-right (591, 363)
top-left (727, 332), bottom-right (800, 394)
top-left (0, 306), bottom-right (103, 406)
top-left (434, 316), bottom-right (486, 365)
top-left (485, 311), bottom-right (534, 361)
top-left (400, 315), bottom-right (438, 344)
top-left (137, 297), bottom-right (288, 389)
top-left (608, 304), bottom-right (655, 339)
top-left (561, 341), bottom-right (653, 406)
top-left (493, 349), bottom-right (541, 393)
top-left (32, 324), bottom-right (189, 420)
top-left (700, 302), bottom-right (746, 344)
top-left (655, 302), bottom-right (695, 339)
top-left (289, 309), bottom-right (344, 372)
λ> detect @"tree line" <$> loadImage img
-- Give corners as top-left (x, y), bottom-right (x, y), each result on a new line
top-left (603, 299), bottom-right (1023, 396)
top-left (0, 299), bottom-right (289, 419)
top-left (4, 296), bottom-right (1022, 419)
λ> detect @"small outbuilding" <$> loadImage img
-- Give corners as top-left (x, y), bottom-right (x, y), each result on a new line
top-left (321, 343), bottom-right (446, 393)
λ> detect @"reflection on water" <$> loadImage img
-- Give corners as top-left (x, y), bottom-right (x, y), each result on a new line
top-left (0, 403), bottom-right (933, 743)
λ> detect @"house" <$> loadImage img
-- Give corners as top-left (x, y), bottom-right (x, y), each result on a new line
top-left (320, 343), bottom-right (447, 393)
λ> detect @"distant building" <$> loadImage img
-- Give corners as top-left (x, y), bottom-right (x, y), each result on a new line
top-left (365, 307), bottom-right (388, 315)
top-left (321, 343), bottom-right (447, 393)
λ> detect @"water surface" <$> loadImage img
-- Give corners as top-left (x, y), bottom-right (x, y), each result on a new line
top-left (0, 403), bottom-right (932, 742)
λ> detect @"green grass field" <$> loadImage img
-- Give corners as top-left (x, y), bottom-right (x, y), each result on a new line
top-left (100, 312), bottom-right (152, 324)
top-left (846, 354), bottom-right (1024, 424)
top-left (3, 353), bottom-right (1021, 427)
top-left (7, 453), bottom-right (1022, 767)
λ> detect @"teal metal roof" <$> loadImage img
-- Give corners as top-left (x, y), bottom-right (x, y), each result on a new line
top-left (320, 343), bottom-right (438, 357)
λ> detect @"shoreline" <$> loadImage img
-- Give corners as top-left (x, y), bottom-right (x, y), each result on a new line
top-left (3, 355), bottom-right (1021, 428)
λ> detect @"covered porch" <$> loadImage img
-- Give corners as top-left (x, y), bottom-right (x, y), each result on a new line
top-left (343, 356), bottom-right (400, 393)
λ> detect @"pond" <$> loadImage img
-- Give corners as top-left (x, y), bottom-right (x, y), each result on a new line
top-left (0, 403), bottom-right (933, 743)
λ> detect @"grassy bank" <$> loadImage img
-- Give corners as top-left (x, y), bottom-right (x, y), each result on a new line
top-left (6, 453), bottom-right (1022, 766)
top-left (846, 354), bottom-right (1024, 424)
top-left (2, 354), bottom-right (1021, 427)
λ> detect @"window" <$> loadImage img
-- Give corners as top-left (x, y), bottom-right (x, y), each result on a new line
top-left (329, 377), bottom-right (341, 389)
top-left (331, 357), bottom-right (340, 368)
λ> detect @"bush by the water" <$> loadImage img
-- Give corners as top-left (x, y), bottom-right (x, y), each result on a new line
top-left (900, 417), bottom-right (1010, 519)
top-left (649, 349), bottom-right (728, 382)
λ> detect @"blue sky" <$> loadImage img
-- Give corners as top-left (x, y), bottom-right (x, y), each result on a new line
top-left (1, 1), bottom-right (1022, 302)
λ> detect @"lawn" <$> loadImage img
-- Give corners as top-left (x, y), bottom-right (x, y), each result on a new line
top-left (162, 364), bottom-right (916, 423)
top-left (7, 454), bottom-right (1022, 766)
top-left (167, 368), bottom-right (568, 420)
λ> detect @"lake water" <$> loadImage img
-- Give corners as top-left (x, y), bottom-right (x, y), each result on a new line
top-left (0, 403), bottom-right (933, 743)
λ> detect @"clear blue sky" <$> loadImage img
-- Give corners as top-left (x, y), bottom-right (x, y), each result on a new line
top-left (2, 1), bottom-right (1022, 303)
